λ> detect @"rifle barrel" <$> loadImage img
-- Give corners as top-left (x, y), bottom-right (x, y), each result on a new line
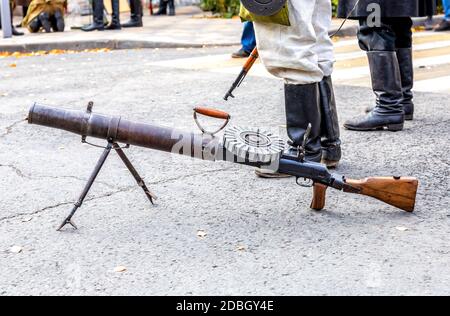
top-left (28, 103), bottom-right (215, 158)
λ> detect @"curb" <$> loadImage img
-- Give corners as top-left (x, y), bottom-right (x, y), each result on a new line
top-left (1, 16), bottom-right (442, 53)
top-left (0, 39), bottom-right (242, 53)
top-left (0, 24), bottom-right (358, 53)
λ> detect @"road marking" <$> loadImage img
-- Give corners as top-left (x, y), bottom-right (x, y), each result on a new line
top-left (148, 31), bottom-right (450, 94)
top-left (413, 75), bottom-right (450, 93)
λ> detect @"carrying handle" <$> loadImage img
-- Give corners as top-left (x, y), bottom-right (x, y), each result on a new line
top-left (194, 107), bottom-right (230, 120)
top-left (193, 107), bottom-right (231, 135)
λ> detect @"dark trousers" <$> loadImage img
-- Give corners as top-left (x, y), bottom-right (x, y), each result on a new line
top-left (357, 17), bottom-right (413, 51)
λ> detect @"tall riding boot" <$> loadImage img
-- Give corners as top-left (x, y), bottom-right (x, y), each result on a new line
top-left (255, 83), bottom-right (322, 178)
top-left (168, 0), bottom-right (175, 16)
top-left (52, 9), bottom-right (65, 32)
top-left (122, 0), bottom-right (143, 27)
top-left (28, 17), bottom-right (41, 33)
top-left (106, 0), bottom-right (121, 30)
top-left (285, 83), bottom-right (323, 162)
top-left (81, 0), bottom-right (105, 31)
top-left (397, 48), bottom-right (414, 120)
top-left (154, 0), bottom-right (167, 15)
top-left (38, 12), bottom-right (52, 33)
top-left (365, 48), bottom-right (414, 120)
top-left (344, 51), bottom-right (404, 131)
top-left (319, 76), bottom-right (341, 168)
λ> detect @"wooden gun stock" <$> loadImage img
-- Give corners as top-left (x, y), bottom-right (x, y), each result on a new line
top-left (344, 177), bottom-right (419, 212)
top-left (310, 177), bottom-right (419, 212)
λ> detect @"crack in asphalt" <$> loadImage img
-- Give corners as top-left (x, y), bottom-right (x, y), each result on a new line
top-left (0, 164), bottom-right (28, 178)
top-left (0, 166), bottom-right (234, 224)
top-left (0, 119), bottom-right (26, 139)
top-left (0, 164), bottom-right (118, 189)
top-left (0, 186), bottom-right (136, 223)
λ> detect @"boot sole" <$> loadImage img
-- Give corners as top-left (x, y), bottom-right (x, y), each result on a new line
top-left (321, 159), bottom-right (339, 169)
top-left (344, 123), bottom-right (404, 132)
top-left (255, 170), bottom-right (293, 179)
top-left (121, 24), bottom-right (143, 28)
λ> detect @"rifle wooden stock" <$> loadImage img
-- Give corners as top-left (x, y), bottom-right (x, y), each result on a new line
top-left (344, 177), bottom-right (419, 212)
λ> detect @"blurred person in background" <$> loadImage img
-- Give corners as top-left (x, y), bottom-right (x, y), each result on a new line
top-left (0, 0), bottom-right (24, 35)
top-left (82, 0), bottom-right (121, 31)
top-left (435, 0), bottom-right (450, 31)
top-left (232, 21), bottom-right (256, 58)
top-left (122, 0), bottom-right (143, 27)
top-left (154, 0), bottom-right (175, 16)
top-left (22, 0), bottom-right (66, 33)
top-left (424, 0), bottom-right (438, 30)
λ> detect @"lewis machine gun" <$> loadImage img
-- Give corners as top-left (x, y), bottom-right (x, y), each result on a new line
top-left (27, 102), bottom-right (418, 231)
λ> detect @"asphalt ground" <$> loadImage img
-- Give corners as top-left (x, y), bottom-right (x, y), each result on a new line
top-left (0, 47), bottom-right (449, 295)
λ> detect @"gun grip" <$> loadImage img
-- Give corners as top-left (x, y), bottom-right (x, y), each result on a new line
top-left (310, 183), bottom-right (328, 211)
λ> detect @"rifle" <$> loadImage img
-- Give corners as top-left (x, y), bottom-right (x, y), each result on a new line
top-left (27, 103), bottom-right (419, 231)
top-left (224, 47), bottom-right (259, 101)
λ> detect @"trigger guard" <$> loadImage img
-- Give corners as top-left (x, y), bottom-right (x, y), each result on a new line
top-left (296, 177), bottom-right (313, 188)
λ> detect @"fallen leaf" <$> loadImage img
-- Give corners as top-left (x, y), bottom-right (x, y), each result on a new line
top-left (10, 246), bottom-right (23, 253)
top-left (197, 230), bottom-right (207, 238)
top-left (395, 226), bottom-right (409, 232)
top-left (114, 266), bottom-right (127, 273)
top-left (9, 63), bottom-right (16, 68)
top-left (21, 217), bottom-right (32, 222)
top-left (237, 245), bottom-right (246, 252)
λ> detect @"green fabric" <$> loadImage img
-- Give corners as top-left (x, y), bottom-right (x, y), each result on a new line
top-left (239, 3), bottom-right (290, 26)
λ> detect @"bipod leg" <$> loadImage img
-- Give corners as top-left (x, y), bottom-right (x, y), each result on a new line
top-left (57, 142), bottom-right (113, 231)
top-left (113, 143), bottom-right (157, 205)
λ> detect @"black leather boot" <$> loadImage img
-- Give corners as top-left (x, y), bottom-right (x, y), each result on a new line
top-left (122, 0), bottom-right (143, 27)
top-left (39, 12), bottom-right (52, 33)
top-left (285, 83), bottom-right (322, 162)
top-left (81, 0), bottom-right (105, 31)
top-left (168, 0), bottom-right (175, 16)
top-left (344, 51), bottom-right (404, 132)
top-left (319, 76), bottom-right (341, 168)
top-left (397, 48), bottom-right (414, 120)
top-left (28, 17), bottom-right (41, 33)
top-left (255, 83), bottom-right (322, 179)
top-left (106, 0), bottom-right (121, 30)
top-left (154, 0), bottom-right (167, 15)
top-left (365, 48), bottom-right (414, 120)
top-left (52, 9), bottom-right (65, 32)
top-left (11, 26), bottom-right (24, 36)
